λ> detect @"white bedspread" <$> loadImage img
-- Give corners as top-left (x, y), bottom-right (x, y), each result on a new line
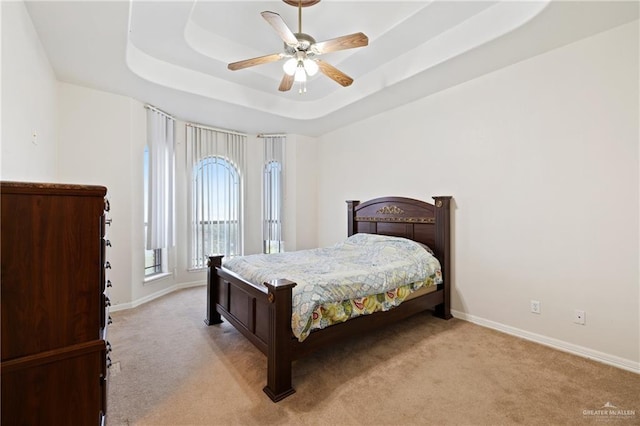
top-left (222, 233), bottom-right (442, 341)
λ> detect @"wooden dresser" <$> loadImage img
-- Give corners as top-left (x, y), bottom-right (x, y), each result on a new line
top-left (1, 181), bottom-right (112, 425)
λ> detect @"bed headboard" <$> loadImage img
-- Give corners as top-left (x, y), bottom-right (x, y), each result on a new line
top-left (346, 196), bottom-right (451, 290)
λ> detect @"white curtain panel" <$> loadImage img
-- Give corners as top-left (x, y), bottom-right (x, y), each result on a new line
top-left (146, 109), bottom-right (175, 250)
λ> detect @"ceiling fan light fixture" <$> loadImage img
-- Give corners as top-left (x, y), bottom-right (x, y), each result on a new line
top-left (283, 58), bottom-right (297, 75)
top-left (294, 62), bottom-right (307, 82)
top-left (303, 58), bottom-right (318, 76)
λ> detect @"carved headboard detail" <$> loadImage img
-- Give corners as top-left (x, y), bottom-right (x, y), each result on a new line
top-left (346, 196), bottom-right (451, 289)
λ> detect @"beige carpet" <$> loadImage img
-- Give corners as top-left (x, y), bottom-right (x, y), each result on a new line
top-left (108, 286), bottom-right (639, 425)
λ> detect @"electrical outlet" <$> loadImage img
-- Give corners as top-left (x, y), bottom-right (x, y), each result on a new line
top-left (530, 300), bottom-right (541, 314)
top-left (574, 309), bottom-right (586, 325)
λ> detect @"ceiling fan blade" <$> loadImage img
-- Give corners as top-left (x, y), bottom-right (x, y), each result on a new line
top-left (261, 11), bottom-right (298, 47)
top-left (228, 53), bottom-right (283, 71)
top-left (312, 32), bottom-right (368, 55)
top-left (279, 73), bottom-right (294, 92)
top-left (316, 60), bottom-right (353, 87)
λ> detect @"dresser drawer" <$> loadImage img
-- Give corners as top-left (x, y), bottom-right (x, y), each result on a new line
top-left (1, 187), bottom-right (106, 360)
top-left (1, 340), bottom-right (106, 425)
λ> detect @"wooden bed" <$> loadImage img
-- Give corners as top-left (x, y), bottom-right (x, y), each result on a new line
top-left (205, 196), bottom-right (452, 402)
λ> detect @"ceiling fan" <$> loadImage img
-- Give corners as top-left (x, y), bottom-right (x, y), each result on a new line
top-left (227, 0), bottom-right (369, 93)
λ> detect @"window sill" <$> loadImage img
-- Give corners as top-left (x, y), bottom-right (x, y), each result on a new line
top-left (144, 272), bottom-right (172, 285)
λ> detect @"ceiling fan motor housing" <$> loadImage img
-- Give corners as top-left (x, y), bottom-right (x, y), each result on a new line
top-left (285, 33), bottom-right (316, 54)
top-left (282, 0), bottom-right (321, 7)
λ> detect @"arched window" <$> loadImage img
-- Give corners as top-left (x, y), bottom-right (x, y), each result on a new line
top-left (191, 156), bottom-right (241, 269)
top-left (187, 124), bottom-right (246, 270)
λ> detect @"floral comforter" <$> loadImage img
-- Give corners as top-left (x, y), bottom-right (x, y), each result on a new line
top-left (222, 233), bottom-right (442, 342)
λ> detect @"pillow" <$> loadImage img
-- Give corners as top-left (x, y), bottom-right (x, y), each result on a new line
top-left (416, 242), bottom-right (434, 255)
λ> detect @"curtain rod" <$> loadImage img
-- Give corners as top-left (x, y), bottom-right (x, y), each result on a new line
top-left (257, 133), bottom-right (287, 138)
top-left (186, 122), bottom-right (247, 137)
top-left (144, 104), bottom-right (175, 120)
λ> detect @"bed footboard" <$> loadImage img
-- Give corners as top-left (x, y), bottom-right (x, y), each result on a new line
top-left (206, 255), bottom-right (298, 401)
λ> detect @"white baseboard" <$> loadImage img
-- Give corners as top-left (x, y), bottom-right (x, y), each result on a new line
top-left (110, 280), bottom-right (205, 312)
top-left (451, 309), bottom-right (640, 375)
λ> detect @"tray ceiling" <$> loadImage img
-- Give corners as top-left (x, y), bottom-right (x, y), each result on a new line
top-left (23, 1), bottom-right (639, 136)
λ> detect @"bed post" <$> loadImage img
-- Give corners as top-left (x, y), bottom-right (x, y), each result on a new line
top-left (432, 196), bottom-right (452, 320)
top-left (263, 279), bottom-right (297, 402)
top-left (346, 200), bottom-right (360, 236)
top-left (204, 255), bottom-right (224, 326)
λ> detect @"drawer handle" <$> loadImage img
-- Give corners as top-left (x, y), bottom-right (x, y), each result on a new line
top-left (105, 261), bottom-right (111, 269)
top-left (105, 218), bottom-right (112, 226)
top-left (106, 356), bottom-right (112, 368)
top-left (105, 239), bottom-right (112, 247)
top-left (107, 280), bottom-right (112, 288)
top-left (108, 315), bottom-right (113, 325)
top-left (104, 199), bottom-right (111, 212)
top-left (106, 341), bottom-right (112, 353)
top-left (105, 297), bottom-right (111, 307)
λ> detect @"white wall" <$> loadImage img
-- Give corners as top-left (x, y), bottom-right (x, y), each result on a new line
top-left (284, 134), bottom-right (318, 251)
top-left (56, 83), bottom-right (142, 306)
top-left (1, 1), bottom-right (58, 181)
top-left (317, 21), bottom-right (639, 369)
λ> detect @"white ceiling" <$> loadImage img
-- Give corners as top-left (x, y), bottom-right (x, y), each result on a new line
top-left (24, 1), bottom-right (638, 136)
